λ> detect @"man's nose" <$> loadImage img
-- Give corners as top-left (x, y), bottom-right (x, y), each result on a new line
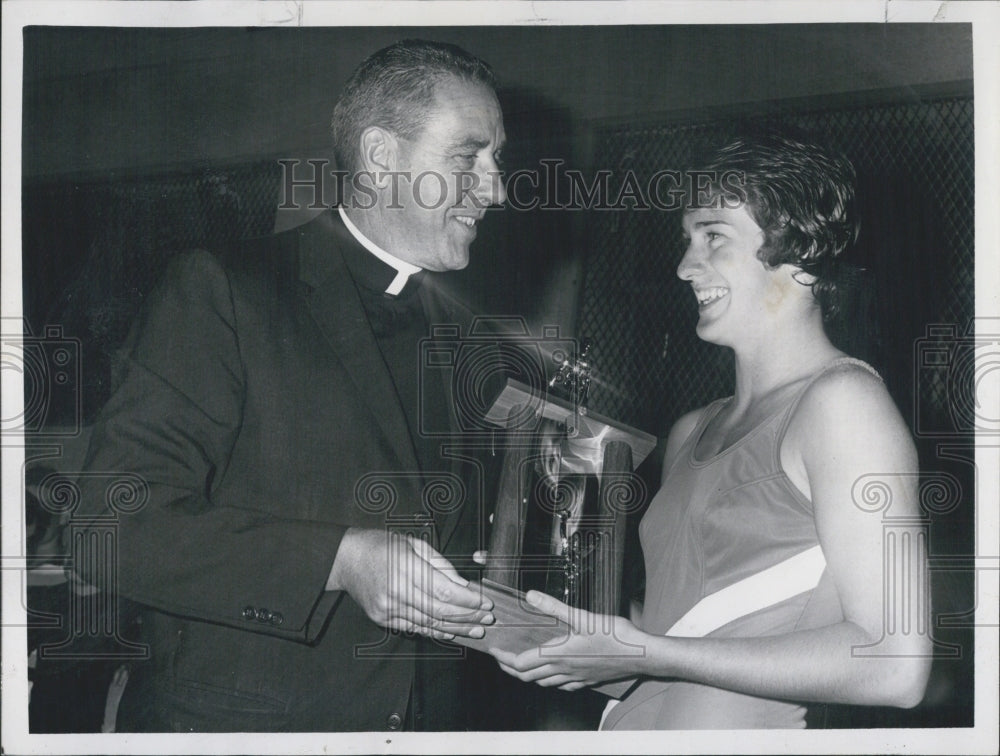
top-left (479, 158), bottom-right (506, 207)
top-left (491, 170), bottom-right (507, 206)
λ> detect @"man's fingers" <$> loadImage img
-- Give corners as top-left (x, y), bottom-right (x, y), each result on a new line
top-left (427, 555), bottom-right (467, 585)
top-left (408, 537), bottom-right (468, 585)
top-left (405, 577), bottom-right (494, 621)
top-left (391, 619), bottom-right (454, 641)
top-left (386, 600), bottom-right (493, 638)
top-left (405, 537), bottom-right (493, 611)
top-left (431, 612), bottom-right (494, 638)
top-left (431, 573), bottom-right (489, 607)
top-left (387, 579), bottom-right (496, 635)
top-left (429, 567), bottom-right (493, 611)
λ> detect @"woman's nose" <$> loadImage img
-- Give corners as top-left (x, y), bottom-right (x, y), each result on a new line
top-left (677, 242), bottom-right (701, 281)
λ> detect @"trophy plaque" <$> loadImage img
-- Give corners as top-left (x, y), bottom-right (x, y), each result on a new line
top-left (452, 341), bottom-right (655, 654)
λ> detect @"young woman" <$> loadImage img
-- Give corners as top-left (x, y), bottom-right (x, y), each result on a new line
top-left (490, 134), bottom-right (931, 729)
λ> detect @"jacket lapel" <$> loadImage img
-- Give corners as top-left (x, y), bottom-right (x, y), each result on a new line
top-left (297, 212), bottom-right (422, 485)
top-left (418, 278), bottom-right (480, 550)
top-left (295, 211), bottom-right (481, 551)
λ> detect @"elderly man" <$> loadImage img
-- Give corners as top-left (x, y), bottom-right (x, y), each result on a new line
top-left (76, 39), bottom-right (507, 732)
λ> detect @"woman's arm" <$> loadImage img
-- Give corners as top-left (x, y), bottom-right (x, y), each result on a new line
top-left (492, 367), bottom-right (931, 708)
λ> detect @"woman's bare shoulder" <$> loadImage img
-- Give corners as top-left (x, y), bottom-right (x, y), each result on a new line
top-left (791, 359), bottom-right (915, 474)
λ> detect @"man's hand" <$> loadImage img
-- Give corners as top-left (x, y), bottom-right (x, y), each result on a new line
top-left (327, 528), bottom-right (494, 641)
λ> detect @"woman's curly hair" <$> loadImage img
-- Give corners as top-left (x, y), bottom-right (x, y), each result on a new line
top-left (688, 132), bottom-right (861, 320)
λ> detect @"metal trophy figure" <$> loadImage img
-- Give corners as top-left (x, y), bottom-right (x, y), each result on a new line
top-left (548, 339), bottom-right (592, 417)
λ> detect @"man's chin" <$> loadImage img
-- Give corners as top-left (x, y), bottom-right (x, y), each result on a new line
top-left (435, 249), bottom-right (471, 272)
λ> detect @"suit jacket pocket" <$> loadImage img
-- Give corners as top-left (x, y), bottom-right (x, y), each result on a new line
top-left (156, 676), bottom-right (291, 732)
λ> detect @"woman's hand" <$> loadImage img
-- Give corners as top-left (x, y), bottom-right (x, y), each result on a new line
top-left (489, 590), bottom-right (649, 691)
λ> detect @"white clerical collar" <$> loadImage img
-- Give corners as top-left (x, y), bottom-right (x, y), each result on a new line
top-left (338, 205), bottom-right (422, 296)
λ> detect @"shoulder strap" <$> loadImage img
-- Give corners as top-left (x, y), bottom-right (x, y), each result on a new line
top-left (657, 398), bottom-right (729, 480)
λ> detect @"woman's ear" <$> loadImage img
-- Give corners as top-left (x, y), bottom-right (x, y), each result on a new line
top-left (790, 266), bottom-right (817, 287)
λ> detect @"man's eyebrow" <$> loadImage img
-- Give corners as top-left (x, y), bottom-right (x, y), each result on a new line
top-left (449, 137), bottom-right (491, 151)
top-left (451, 137), bottom-right (506, 152)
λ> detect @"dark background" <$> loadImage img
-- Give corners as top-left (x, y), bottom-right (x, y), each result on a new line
top-left (19, 24), bottom-right (976, 730)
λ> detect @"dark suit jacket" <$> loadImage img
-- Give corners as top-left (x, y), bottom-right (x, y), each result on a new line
top-left (76, 210), bottom-right (484, 731)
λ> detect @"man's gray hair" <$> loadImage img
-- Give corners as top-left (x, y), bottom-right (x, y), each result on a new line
top-left (331, 39), bottom-right (498, 177)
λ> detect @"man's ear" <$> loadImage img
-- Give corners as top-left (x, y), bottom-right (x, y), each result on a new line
top-left (359, 126), bottom-right (398, 187)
